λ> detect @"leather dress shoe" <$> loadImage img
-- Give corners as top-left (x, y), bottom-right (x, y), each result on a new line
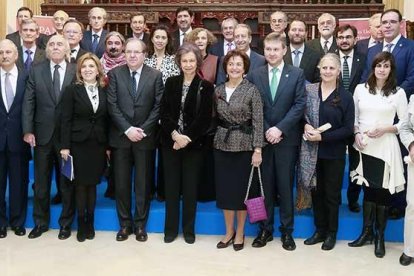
top-left (28, 226), bottom-right (48, 239)
top-left (281, 234), bottom-right (296, 251)
top-left (233, 235), bottom-right (245, 251)
top-left (348, 202), bottom-right (361, 213)
top-left (321, 234), bottom-right (336, 251)
top-left (252, 230), bottom-right (273, 248)
top-left (116, 227), bottom-right (132, 241)
top-left (51, 194), bottom-right (62, 205)
top-left (217, 233), bottom-right (236, 249)
top-left (0, 227), bottom-right (7, 238)
top-left (164, 235), bottom-right (177, 243)
top-left (58, 227), bottom-right (71, 240)
top-left (399, 253), bottom-right (413, 266)
top-left (184, 233), bottom-right (195, 244)
top-left (135, 228), bottom-right (148, 242)
top-left (304, 231), bottom-right (326, 245)
top-left (11, 226), bottom-right (26, 236)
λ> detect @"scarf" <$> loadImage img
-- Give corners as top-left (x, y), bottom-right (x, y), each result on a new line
top-left (101, 52), bottom-right (126, 74)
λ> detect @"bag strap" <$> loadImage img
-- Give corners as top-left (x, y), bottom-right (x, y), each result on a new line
top-left (244, 165), bottom-right (265, 202)
top-left (195, 80), bottom-right (203, 114)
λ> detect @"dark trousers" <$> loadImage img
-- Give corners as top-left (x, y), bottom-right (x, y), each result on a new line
top-left (260, 144), bottom-right (298, 234)
top-left (162, 147), bottom-right (203, 237)
top-left (76, 185), bottom-right (96, 217)
top-left (312, 158), bottom-right (345, 234)
top-left (113, 146), bottom-right (153, 229)
top-left (32, 137), bottom-right (75, 228)
top-left (0, 150), bottom-right (29, 227)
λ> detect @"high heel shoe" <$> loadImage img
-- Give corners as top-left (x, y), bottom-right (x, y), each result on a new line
top-left (216, 233), bottom-right (236, 249)
top-left (233, 235), bottom-right (245, 251)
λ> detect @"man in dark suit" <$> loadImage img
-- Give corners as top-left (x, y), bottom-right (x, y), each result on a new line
top-left (247, 33), bottom-right (306, 251)
top-left (107, 38), bottom-right (164, 242)
top-left (256, 11), bottom-right (290, 55)
top-left (22, 35), bottom-right (77, 240)
top-left (209, 17), bottom-right (238, 57)
top-left (216, 24), bottom-right (266, 85)
top-left (6, 7), bottom-right (48, 50)
top-left (80, 7), bottom-right (108, 59)
top-left (335, 24), bottom-right (366, 213)
top-left (285, 19), bottom-right (321, 83)
top-left (0, 39), bottom-right (30, 238)
top-left (129, 13), bottom-right (150, 44)
top-left (63, 19), bottom-right (88, 63)
top-left (355, 13), bottom-right (383, 56)
top-left (15, 19), bottom-right (46, 72)
top-left (172, 7), bottom-right (194, 52)
top-left (306, 13), bottom-right (338, 56)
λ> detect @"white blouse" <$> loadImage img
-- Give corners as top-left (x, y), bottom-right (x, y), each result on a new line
top-left (85, 83), bottom-right (99, 113)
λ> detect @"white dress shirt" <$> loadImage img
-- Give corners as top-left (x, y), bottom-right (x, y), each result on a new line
top-left (1, 66), bottom-right (18, 112)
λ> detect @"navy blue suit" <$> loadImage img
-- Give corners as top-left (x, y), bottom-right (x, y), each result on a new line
top-left (80, 30), bottom-right (108, 59)
top-left (247, 64), bottom-right (306, 234)
top-left (355, 38), bottom-right (370, 56)
top-left (0, 68), bottom-right (30, 228)
top-left (361, 36), bottom-right (414, 97)
top-left (209, 39), bottom-right (225, 57)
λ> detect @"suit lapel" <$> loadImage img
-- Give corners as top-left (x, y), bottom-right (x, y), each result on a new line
top-left (284, 48), bottom-right (293, 65)
top-left (77, 85), bottom-right (94, 111)
top-left (258, 66), bottom-right (273, 104)
top-left (120, 66), bottom-right (134, 99)
top-left (273, 65), bottom-right (290, 105)
top-left (135, 65), bottom-right (149, 102)
top-left (58, 63), bottom-right (75, 102)
top-left (349, 54), bottom-right (362, 86)
top-left (44, 62), bottom-right (56, 103)
top-left (392, 37), bottom-right (405, 58)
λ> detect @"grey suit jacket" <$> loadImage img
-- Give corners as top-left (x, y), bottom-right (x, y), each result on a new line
top-left (6, 31), bottom-right (48, 50)
top-left (284, 46), bottom-right (321, 83)
top-left (247, 64), bottom-right (306, 146)
top-left (107, 64), bottom-right (164, 149)
top-left (22, 61), bottom-right (76, 146)
top-left (16, 46), bottom-right (47, 72)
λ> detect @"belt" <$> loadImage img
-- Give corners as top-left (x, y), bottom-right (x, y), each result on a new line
top-left (218, 119), bottom-right (252, 142)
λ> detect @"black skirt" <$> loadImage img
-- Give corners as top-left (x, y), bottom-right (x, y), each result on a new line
top-left (214, 150), bottom-right (252, 210)
top-left (350, 149), bottom-right (385, 189)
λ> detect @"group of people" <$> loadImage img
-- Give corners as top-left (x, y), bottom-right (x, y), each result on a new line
top-left (0, 4), bottom-right (413, 267)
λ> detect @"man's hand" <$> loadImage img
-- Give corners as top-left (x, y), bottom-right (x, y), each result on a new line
top-left (23, 133), bottom-right (36, 147)
top-left (265, 127), bottom-right (283, 144)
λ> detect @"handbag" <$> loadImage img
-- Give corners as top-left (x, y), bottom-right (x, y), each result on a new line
top-left (244, 165), bottom-right (267, 223)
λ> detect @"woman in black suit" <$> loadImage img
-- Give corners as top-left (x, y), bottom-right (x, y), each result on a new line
top-left (60, 53), bottom-right (108, 242)
top-left (160, 43), bottom-right (214, 244)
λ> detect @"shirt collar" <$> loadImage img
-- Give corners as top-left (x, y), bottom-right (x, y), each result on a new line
top-left (1, 65), bottom-right (18, 77)
top-left (290, 44), bottom-right (305, 53)
top-left (339, 49), bottom-right (354, 59)
top-left (50, 60), bottom-right (67, 71)
top-left (180, 28), bottom-right (192, 36)
top-left (321, 36), bottom-right (333, 45)
top-left (22, 45), bottom-right (37, 53)
top-left (92, 30), bottom-right (103, 38)
top-left (129, 64), bottom-right (144, 75)
top-left (134, 33), bottom-right (144, 40)
top-left (268, 61), bottom-right (284, 74)
top-left (385, 34), bottom-right (401, 47)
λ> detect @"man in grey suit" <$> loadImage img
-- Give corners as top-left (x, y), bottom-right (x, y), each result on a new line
top-left (285, 19), bottom-right (321, 83)
top-left (22, 35), bottom-right (76, 240)
top-left (216, 24), bottom-right (266, 85)
top-left (306, 13), bottom-right (338, 56)
top-left (247, 33), bottom-right (306, 251)
top-left (107, 38), bottom-right (164, 242)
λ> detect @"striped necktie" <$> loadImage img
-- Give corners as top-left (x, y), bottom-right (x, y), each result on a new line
top-left (342, 56), bottom-right (350, 92)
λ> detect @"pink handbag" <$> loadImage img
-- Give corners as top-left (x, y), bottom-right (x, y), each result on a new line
top-left (244, 166), bottom-right (267, 223)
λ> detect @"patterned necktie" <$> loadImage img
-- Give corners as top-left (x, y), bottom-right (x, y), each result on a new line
top-left (323, 40), bottom-right (329, 54)
top-left (342, 56), bottom-right (350, 92)
top-left (293, 49), bottom-right (301, 67)
top-left (4, 72), bottom-right (14, 111)
top-left (131, 71), bottom-right (137, 98)
top-left (53, 64), bottom-right (61, 100)
top-left (270, 67), bottom-right (279, 101)
top-left (92, 34), bottom-right (99, 53)
top-left (384, 43), bottom-right (394, 52)
top-left (227, 42), bottom-right (233, 54)
top-left (24, 49), bottom-right (33, 71)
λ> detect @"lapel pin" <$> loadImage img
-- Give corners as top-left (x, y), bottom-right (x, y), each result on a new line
top-left (285, 74), bottom-right (289, 78)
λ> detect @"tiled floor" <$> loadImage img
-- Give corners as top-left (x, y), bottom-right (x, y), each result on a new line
top-left (0, 230), bottom-right (412, 276)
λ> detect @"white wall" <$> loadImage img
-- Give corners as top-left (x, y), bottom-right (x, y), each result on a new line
top-left (7, 1), bottom-right (24, 33)
top-left (403, 0), bottom-right (414, 21)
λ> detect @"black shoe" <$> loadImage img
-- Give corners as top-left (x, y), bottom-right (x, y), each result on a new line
top-left (135, 227), bottom-right (148, 242)
top-left (116, 227), bottom-right (132, 241)
top-left (217, 233), bottom-right (236, 249)
top-left (11, 226), bottom-right (26, 236)
top-left (85, 215), bottom-right (95, 240)
top-left (233, 235), bottom-right (245, 251)
top-left (156, 194), bottom-right (165, 202)
top-left (281, 234), bottom-right (296, 251)
top-left (184, 233), bottom-right (195, 244)
top-left (28, 225), bottom-right (48, 239)
top-left (304, 231), bottom-right (326, 245)
top-left (0, 227), bottom-right (7, 238)
top-left (252, 230), bottom-right (273, 248)
top-left (77, 227), bottom-right (86, 242)
top-left (400, 253), bottom-right (413, 266)
top-left (321, 234), bottom-right (336, 251)
top-left (51, 194), bottom-right (62, 205)
top-left (104, 189), bottom-right (115, 200)
top-left (348, 202), bottom-right (361, 213)
top-left (164, 235), bottom-right (177, 243)
top-left (58, 227), bottom-right (71, 240)
top-left (388, 207), bottom-right (404, 220)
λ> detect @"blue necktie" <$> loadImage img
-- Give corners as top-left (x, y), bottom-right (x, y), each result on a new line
top-left (384, 43), bottom-right (393, 52)
top-left (92, 34), bottom-right (99, 53)
top-left (293, 50), bottom-right (301, 67)
top-left (24, 49), bottom-right (33, 71)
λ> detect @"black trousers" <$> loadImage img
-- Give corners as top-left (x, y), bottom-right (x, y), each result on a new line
top-left (113, 146), bottom-right (153, 229)
top-left (260, 144), bottom-right (298, 234)
top-left (0, 150), bottom-right (29, 228)
top-left (76, 185), bottom-right (96, 218)
top-left (312, 158), bottom-right (345, 234)
top-left (32, 137), bottom-right (75, 228)
top-left (162, 147), bottom-right (203, 237)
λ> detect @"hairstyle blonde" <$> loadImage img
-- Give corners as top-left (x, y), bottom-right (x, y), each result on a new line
top-left (75, 53), bottom-right (106, 87)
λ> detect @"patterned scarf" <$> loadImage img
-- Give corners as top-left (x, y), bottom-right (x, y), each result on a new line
top-left (101, 52), bottom-right (126, 74)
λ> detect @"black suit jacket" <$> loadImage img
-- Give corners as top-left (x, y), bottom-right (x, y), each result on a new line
top-left (80, 30), bottom-right (108, 59)
top-left (172, 29), bottom-right (181, 53)
top-left (61, 84), bottom-right (108, 148)
top-left (338, 50), bottom-right (366, 94)
top-left (0, 68), bottom-right (29, 152)
top-left (247, 64), bottom-right (306, 146)
top-left (6, 31), bottom-right (48, 50)
top-left (22, 61), bottom-right (77, 146)
top-left (107, 64), bottom-right (164, 149)
top-left (355, 38), bottom-right (370, 56)
top-left (306, 38), bottom-right (338, 56)
top-left (16, 47), bottom-right (46, 72)
top-left (71, 47), bottom-right (88, 63)
top-left (284, 46), bottom-right (321, 83)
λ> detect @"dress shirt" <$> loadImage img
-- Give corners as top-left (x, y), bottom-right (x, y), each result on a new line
top-left (50, 60), bottom-right (67, 90)
top-left (179, 28), bottom-right (192, 46)
top-left (133, 33), bottom-right (144, 40)
top-left (320, 36), bottom-right (334, 52)
top-left (368, 37), bottom-right (380, 48)
top-left (383, 34), bottom-right (401, 53)
top-left (1, 66), bottom-right (18, 112)
top-left (22, 45), bottom-right (36, 64)
top-left (92, 29), bottom-right (103, 43)
top-left (70, 45), bottom-right (81, 60)
top-left (267, 62), bottom-right (284, 88)
top-left (85, 83), bottom-right (99, 113)
top-left (223, 40), bottom-right (236, 56)
top-left (290, 44), bottom-right (305, 66)
top-left (339, 49), bottom-right (354, 78)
